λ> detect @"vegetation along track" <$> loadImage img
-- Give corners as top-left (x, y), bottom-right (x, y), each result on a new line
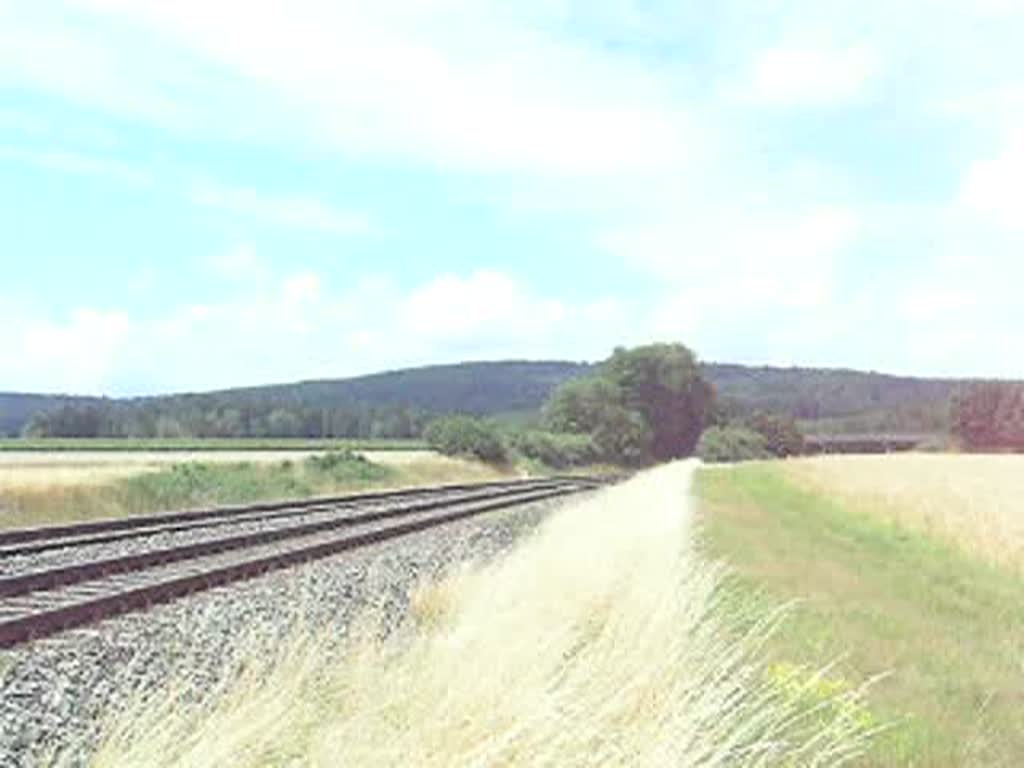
top-left (0, 477), bottom-right (605, 649)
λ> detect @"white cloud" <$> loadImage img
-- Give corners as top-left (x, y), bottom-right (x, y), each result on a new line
top-left (143, 272), bottom-right (334, 390)
top-left (207, 244), bottom-right (269, 283)
top-left (603, 205), bottom-right (859, 312)
top-left (0, 270), bottom-right (629, 395)
top-left (0, 144), bottom-right (152, 185)
top-left (732, 44), bottom-right (880, 107)
top-left (959, 131), bottom-right (1024, 231)
top-left (0, 4), bottom-right (204, 130)
top-left (192, 180), bottom-right (370, 234)
top-left (399, 270), bottom-right (566, 343)
top-left (279, 271), bottom-right (323, 332)
top-left (902, 283), bottom-right (977, 321)
top-left (896, 264), bottom-right (1008, 376)
top-left (0, 307), bottom-right (131, 394)
top-left (599, 202), bottom-right (868, 369)
top-left (25, 0), bottom-right (692, 177)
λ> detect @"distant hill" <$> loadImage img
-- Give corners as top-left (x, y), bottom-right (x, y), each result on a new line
top-left (705, 364), bottom-right (959, 428)
top-left (0, 361), bottom-right (594, 437)
top-left (186, 360), bottom-right (595, 415)
top-left (0, 359), bottom-right (975, 438)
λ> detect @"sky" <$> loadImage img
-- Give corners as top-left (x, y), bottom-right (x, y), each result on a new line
top-left (1, 0), bottom-right (1023, 395)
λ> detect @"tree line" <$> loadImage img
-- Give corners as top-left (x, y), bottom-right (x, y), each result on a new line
top-left (422, 370), bottom-right (1024, 464)
top-left (21, 400), bottom-right (430, 440)
top-left (425, 343), bottom-right (806, 466)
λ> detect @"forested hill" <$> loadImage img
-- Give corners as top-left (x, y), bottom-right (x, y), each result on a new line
top-left (200, 360), bottom-right (594, 414)
top-left (182, 362), bottom-right (965, 424)
top-left (0, 359), bottom-right (974, 437)
top-left (707, 364), bottom-right (959, 423)
top-left (0, 361), bottom-right (594, 437)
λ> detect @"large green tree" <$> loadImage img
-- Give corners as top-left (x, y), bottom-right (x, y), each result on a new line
top-left (604, 343), bottom-right (715, 460)
top-left (544, 378), bottom-right (653, 464)
top-left (544, 342), bottom-right (714, 464)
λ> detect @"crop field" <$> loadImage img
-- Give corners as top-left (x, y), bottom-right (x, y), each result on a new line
top-left (783, 454), bottom-right (1024, 569)
top-left (92, 463), bottom-right (874, 767)
top-left (697, 455), bottom-right (1024, 766)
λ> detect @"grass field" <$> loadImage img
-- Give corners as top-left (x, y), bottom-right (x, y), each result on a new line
top-left (697, 456), bottom-right (1024, 766)
top-left (0, 450), bottom-right (510, 530)
top-left (92, 463), bottom-right (874, 767)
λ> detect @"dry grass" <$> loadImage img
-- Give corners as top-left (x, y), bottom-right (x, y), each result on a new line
top-left (89, 462), bottom-right (875, 767)
top-left (376, 452), bottom-right (515, 485)
top-left (0, 450), bottom-right (343, 485)
top-left (357, 449), bottom-right (443, 466)
top-left (0, 464), bottom-right (162, 492)
top-left (782, 454), bottom-right (1024, 569)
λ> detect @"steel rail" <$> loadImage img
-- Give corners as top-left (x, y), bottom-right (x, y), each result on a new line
top-left (0, 478), bottom-right (572, 558)
top-left (0, 479), bottom-right (601, 648)
top-left (0, 476), bottom-right (599, 556)
top-left (0, 481), bottom-right (568, 598)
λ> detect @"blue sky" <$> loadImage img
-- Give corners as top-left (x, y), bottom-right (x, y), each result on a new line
top-left (2, 0), bottom-right (1023, 395)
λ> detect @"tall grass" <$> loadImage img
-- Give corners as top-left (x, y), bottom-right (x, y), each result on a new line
top-left (90, 462), bottom-right (875, 767)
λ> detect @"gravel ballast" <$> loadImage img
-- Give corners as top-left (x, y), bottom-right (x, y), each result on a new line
top-left (0, 483), bottom-right (558, 578)
top-left (0, 493), bottom-right (582, 767)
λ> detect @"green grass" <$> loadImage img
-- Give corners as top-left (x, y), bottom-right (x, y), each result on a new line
top-left (0, 437), bottom-right (427, 452)
top-left (114, 451), bottom-right (394, 511)
top-left (1, 451), bottom-right (395, 528)
top-left (696, 463), bottom-right (1024, 767)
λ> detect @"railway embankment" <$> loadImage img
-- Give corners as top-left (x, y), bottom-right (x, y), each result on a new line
top-left (0, 482), bottom-right (585, 765)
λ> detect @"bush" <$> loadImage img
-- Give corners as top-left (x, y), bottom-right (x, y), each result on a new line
top-left (746, 412), bottom-right (805, 457)
top-left (696, 426), bottom-right (771, 464)
top-left (423, 416), bottom-right (508, 464)
top-left (115, 452), bottom-right (390, 511)
top-left (308, 448), bottom-right (369, 472)
top-left (509, 430), bottom-right (600, 469)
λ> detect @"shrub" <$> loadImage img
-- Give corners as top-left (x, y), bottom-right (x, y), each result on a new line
top-left (113, 453), bottom-right (390, 511)
top-left (308, 449), bottom-right (367, 472)
top-left (509, 430), bottom-right (600, 469)
top-left (746, 412), bottom-right (805, 457)
top-left (423, 416), bottom-right (508, 464)
top-left (696, 426), bottom-right (771, 464)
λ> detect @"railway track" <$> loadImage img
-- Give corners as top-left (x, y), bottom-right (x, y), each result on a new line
top-left (0, 476), bottom-right (603, 649)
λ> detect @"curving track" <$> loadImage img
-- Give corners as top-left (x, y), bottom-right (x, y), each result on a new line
top-left (0, 476), bottom-right (603, 649)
